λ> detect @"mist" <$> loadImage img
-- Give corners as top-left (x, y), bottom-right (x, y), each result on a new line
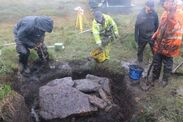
top-left (0, 0), bottom-right (87, 22)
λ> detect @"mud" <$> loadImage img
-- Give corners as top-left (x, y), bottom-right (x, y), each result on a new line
top-left (10, 59), bottom-right (137, 122)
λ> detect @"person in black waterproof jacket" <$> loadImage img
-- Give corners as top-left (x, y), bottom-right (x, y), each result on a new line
top-left (135, 0), bottom-right (159, 65)
top-left (13, 16), bottom-right (53, 74)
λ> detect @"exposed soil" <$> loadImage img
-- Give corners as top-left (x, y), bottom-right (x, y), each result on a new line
top-left (9, 59), bottom-right (137, 122)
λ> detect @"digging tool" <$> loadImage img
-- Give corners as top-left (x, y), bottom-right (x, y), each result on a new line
top-left (145, 59), bottom-right (154, 83)
top-left (39, 46), bottom-right (48, 62)
top-left (79, 29), bottom-right (91, 34)
top-left (172, 60), bottom-right (183, 73)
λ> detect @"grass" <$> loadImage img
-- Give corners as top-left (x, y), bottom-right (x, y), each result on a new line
top-left (0, 0), bottom-right (183, 121)
top-left (0, 84), bottom-right (11, 101)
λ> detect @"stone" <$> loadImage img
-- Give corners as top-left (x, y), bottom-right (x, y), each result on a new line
top-left (104, 103), bottom-right (119, 112)
top-left (86, 74), bottom-right (111, 95)
top-left (74, 79), bottom-right (100, 93)
top-left (47, 77), bottom-right (74, 87)
top-left (86, 74), bottom-right (102, 83)
top-left (39, 84), bottom-right (97, 120)
top-left (121, 60), bottom-right (131, 71)
top-left (99, 78), bottom-right (111, 96)
top-left (88, 95), bottom-right (108, 109)
top-left (98, 88), bottom-right (111, 103)
top-left (58, 62), bottom-right (72, 75)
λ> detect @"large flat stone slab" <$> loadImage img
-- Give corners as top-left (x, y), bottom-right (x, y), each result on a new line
top-left (39, 84), bottom-right (97, 120)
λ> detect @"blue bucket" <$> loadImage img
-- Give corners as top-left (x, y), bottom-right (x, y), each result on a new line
top-left (129, 65), bottom-right (144, 80)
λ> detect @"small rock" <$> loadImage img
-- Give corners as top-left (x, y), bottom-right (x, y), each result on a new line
top-left (135, 97), bottom-right (141, 102)
top-left (74, 79), bottom-right (100, 93)
top-left (86, 74), bottom-right (111, 95)
top-left (88, 95), bottom-right (108, 109)
top-left (99, 79), bottom-right (111, 95)
top-left (121, 60), bottom-right (131, 71)
top-left (58, 62), bottom-right (72, 75)
top-left (98, 88), bottom-right (111, 103)
top-left (104, 104), bottom-right (119, 112)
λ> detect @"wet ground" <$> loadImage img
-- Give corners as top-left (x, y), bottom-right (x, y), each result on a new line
top-left (10, 59), bottom-right (137, 122)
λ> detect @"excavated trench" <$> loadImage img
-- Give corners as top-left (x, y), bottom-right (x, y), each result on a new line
top-left (11, 59), bottom-right (137, 122)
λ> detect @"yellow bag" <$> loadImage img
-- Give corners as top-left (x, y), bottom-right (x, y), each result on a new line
top-left (90, 48), bottom-right (106, 62)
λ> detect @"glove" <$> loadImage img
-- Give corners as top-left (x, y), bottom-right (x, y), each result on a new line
top-left (34, 42), bottom-right (43, 50)
top-left (102, 39), bottom-right (110, 47)
top-left (114, 32), bottom-right (119, 39)
top-left (96, 42), bottom-right (102, 47)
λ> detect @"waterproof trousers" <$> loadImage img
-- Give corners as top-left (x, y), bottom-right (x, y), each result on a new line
top-left (104, 42), bottom-right (111, 60)
top-left (152, 53), bottom-right (173, 82)
top-left (137, 41), bottom-right (153, 62)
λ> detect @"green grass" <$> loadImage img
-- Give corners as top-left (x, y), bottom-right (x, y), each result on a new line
top-left (0, 84), bottom-right (11, 101)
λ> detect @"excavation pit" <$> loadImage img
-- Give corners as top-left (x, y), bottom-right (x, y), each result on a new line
top-left (11, 59), bottom-right (137, 122)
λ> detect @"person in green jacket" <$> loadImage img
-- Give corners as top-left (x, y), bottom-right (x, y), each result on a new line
top-left (92, 11), bottom-right (119, 60)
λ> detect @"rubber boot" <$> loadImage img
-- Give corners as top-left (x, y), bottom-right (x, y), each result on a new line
top-left (161, 73), bottom-right (170, 87)
top-left (18, 63), bottom-right (30, 74)
top-left (19, 53), bottom-right (30, 74)
top-left (18, 63), bottom-right (24, 74)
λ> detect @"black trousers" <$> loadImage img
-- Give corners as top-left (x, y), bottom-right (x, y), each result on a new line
top-left (152, 53), bottom-right (173, 81)
top-left (137, 41), bottom-right (153, 62)
top-left (16, 43), bottom-right (48, 67)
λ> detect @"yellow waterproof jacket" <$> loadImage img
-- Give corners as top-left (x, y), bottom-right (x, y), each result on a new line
top-left (92, 14), bottom-right (119, 44)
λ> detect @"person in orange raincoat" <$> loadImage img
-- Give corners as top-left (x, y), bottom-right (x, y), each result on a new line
top-left (151, 0), bottom-right (183, 87)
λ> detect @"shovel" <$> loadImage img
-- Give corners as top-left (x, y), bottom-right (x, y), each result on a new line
top-left (172, 60), bottom-right (183, 73)
top-left (140, 59), bottom-right (154, 91)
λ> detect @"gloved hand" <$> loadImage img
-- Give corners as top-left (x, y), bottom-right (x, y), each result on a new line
top-left (114, 32), bottom-right (119, 39)
top-left (102, 38), bottom-right (110, 47)
top-left (34, 42), bottom-right (43, 50)
top-left (96, 42), bottom-right (102, 47)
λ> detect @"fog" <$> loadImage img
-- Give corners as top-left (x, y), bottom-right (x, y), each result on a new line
top-left (0, 0), bottom-right (87, 22)
top-left (0, 0), bottom-right (165, 22)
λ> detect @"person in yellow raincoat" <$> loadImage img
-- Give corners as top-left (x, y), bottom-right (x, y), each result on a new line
top-left (92, 11), bottom-right (119, 60)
